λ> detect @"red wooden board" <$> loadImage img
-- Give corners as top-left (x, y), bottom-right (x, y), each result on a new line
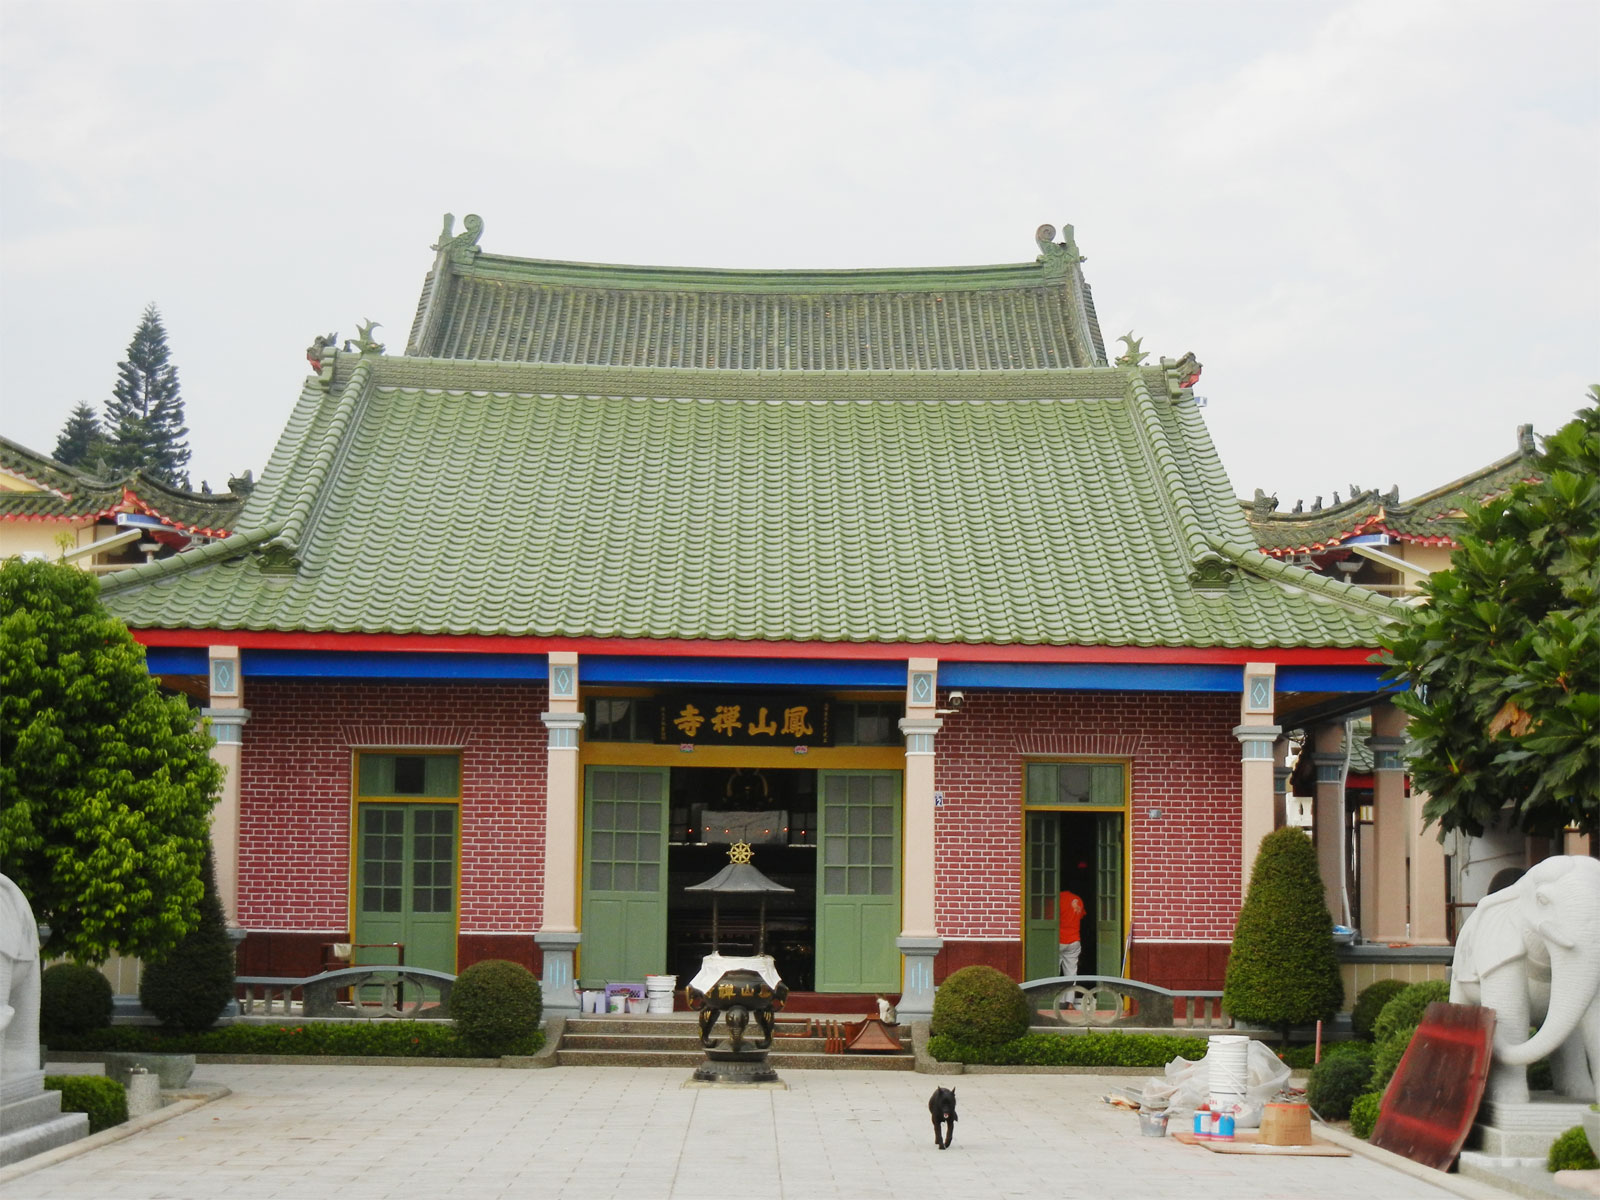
top-left (1370, 1001), bottom-right (1495, 1172)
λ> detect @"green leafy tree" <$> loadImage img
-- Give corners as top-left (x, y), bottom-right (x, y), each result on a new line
top-left (0, 558), bottom-right (221, 963)
top-left (1223, 826), bottom-right (1344, 1038)
top-left (1381, 396), bottom-right (1599, 842)
top-left (101, 304), bottom-right (191, 487)
top-left (52, 402), bottom-right (109, 470)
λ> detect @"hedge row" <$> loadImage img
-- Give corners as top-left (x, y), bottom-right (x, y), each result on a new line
top-left (929, 1031), bottom-right (1210, 1067)
top-left (46, 1022), bottom-right (543, 1059)
top-left (44, 1075), bottom-right (127, 1133)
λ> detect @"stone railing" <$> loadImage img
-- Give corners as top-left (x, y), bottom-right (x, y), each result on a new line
top-left (236, 967), bottom-right (455, 1020)
top-left (1019, 974), bottom-right (1229, 1029)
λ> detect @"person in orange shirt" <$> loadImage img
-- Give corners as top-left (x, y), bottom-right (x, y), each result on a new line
top-left (1058, 887), bottom-right (1086, 979)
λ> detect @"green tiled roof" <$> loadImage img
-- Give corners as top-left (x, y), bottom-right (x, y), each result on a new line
top-left (1245, 426), bottom-right (1540, 555)
top-left (406, 218), bottom-right (1109, 371)
top-left (0, 436), bottom-right (245, 535)
top-left (101, 351), bottom-right (1404, 647)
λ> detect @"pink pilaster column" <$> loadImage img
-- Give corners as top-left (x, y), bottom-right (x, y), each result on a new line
top-left (1311, 723), bottom-right (1347, 924)
top-left (202, 646), bottom-right (248, 928)
top-left (1367, 702), bottom-right (1410, 941)
top-left (1234, 663), bottom-right (1281, 899)
top-left (537, 651), bottom-right (584, 1015)
top-left (896, 658), bottom-right (943, 1020)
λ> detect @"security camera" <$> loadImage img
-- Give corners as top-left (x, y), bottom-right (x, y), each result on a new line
top-left (947, 691), bottom-right (965, 710)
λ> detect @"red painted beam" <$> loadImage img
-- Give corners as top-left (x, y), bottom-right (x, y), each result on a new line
top-left (129, 627), bottom-right (1380, 666)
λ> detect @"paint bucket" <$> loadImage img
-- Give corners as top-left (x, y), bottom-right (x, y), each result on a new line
top-left (645, 974), bottom-right (677, 1014)
top-left (1138, 1110), bottom-right (1169, 1138)
top-left (628, 997), bottom-right (648, 1015)
top-left (607, 993), bottom-right (628, 1014)
top-left (1206, 1034), bottom-right (1249, 1112)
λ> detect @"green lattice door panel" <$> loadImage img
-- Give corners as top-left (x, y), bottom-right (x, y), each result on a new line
top-left (1024, 812), bottom-right (1061, 980)
top-left (582, 767), bottom-right (668, 983)
top-left (816, 771), bottom-right (901, 992)
top-left (1095, 812), bottom-right (1124, 976)
top-left (354, 803), bottom-right (457, 974)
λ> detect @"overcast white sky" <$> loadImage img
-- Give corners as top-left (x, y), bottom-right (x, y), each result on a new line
top-left (2, 0), bottom-right (1595, 505)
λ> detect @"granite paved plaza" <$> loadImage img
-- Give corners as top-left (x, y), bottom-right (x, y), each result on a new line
top-left (16, 1063), bottom-right (1489, 1200)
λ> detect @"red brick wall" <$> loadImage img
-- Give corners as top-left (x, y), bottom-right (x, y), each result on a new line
top-left (238, 680), bottom-right (549, 941)
top-left (933, 690), bottom-right (1241, 944)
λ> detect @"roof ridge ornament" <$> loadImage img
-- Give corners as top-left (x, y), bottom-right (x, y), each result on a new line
top-left (1114, 332), bottom-right (1148, 367)
top-left (343, 320), bottom-right (384, 357)
top-left (433, 213), bottom-right (484, 265)
top-left (1034, 223), bottom-right (1085, 274)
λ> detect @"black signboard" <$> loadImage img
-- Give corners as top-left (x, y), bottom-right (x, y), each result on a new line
top-left (657, 693), bottom-right (832, 747)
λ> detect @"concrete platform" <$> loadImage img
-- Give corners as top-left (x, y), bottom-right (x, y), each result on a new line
top-left (10, 1060), bottom-right (1504, 1199)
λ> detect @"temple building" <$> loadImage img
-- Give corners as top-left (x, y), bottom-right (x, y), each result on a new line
top-left (0, 436), bottom-right (245, 574)
top-left (96, 217), bottom-right (1410, 1016)
top-left (1245, 431), bottom-right (1576, 964)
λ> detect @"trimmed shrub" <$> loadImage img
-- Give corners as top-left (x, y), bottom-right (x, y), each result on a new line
top-left (41, 963), bottom-right (113, 1037)
top-left (1369, 1029), bottom-right (1412, 1095)
top-left (1349, 1091), bottom-right (1383, 1139)
top-left (1224, 827), bottom-right (1344, 1038)
top-left (139, 846), bottom-right (235, 1032)
top-left (1351, 979), bottom-right (1409, 1041)
top-left (43, 1020), bottom-right (543, 1058)
top-left (44, 1074), bottom-right (127, 1133)
top-left (1370, 980), bottom-right (1448, 1046)
top-left (1307, 1049), bottom-right (1376, 1120)
top-left (1279, 1039), bottom-right (1379, 1070)
top-left (449, 960), bottom-right (543, 1055)
top-left (930, 966), bottom-right (1032, 1048)
top-left (928, 1030), bottom-right (1209, 1067)
top-left (1548, 1125), bottom-right (1598, 1172)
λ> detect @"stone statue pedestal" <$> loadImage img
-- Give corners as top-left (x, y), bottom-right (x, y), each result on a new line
top-left (0, 1064), bottom-right (90, 1167)
top-left (1460, 1095), bottom-right (1595, 1166)
top-left (2, 874), bottom-right (91, 1165)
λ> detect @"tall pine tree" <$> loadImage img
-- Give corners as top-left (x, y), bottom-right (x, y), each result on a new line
top-left (52, 402), bottom-right (108, 470)
top-left (102, 304), bottom-right (191, 487)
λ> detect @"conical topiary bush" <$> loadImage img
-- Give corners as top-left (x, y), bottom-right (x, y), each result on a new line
top-left (139, 844), bottom-right (236, 1032)
top-left (1223, 826), bottom-right (1344, 1039)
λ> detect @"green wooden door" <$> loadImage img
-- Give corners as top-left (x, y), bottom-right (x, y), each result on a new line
top-left (1095, 812), bottom-right (1124, 976)
top-left (582, 766), bottom-right (668, 982)
top-left (816, 771), bottom-right (901, 992)
top-left (355, 803), bottom-right (458, 973)
top-left (1024, 812), bottom-right (1061, 979)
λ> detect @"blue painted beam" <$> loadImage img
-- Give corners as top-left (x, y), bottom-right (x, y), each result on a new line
top-left (939, 661), bottom-right (1242, 691)
top-left (580, 656), bottom-right (906, 687)
top-left (241, 650), bottom-right (549, 680)
top-left (140, 647), bottom-right (1397, 695)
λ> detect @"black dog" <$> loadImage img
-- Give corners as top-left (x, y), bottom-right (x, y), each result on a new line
top-left (929, 1086), bottom-right (958, 1149)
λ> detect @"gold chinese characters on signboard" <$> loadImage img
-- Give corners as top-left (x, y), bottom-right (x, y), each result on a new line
top-left (657, 694), bottom-right (832, 747)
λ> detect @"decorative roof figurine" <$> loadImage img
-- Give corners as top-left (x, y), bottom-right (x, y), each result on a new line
top-left (1115, 332), bottom-right (1148, 367)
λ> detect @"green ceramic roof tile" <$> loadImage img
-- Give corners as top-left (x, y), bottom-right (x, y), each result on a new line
top-left (1245, 425), bottom-right (1541, 554)
top-left (101, 353), bottom-right (1401, 649)
top-left (0, 435), bottom-right (244, 535)
top-left (407, 221), bottom-right (1108, 371)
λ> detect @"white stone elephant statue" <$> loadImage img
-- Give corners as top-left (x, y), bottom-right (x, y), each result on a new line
top-left (0, 873), bottom-right (43, 1093)
top-left (1449, 854), bottom-right (1600, 1105)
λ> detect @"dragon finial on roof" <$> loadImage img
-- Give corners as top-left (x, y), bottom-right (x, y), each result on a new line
top-left (1034, 222), bottom-right (1085, 272)
top-left (344, 320), bottom-right (384, 356)
top-left (1115, 332), bottom-right (1148, 367)
top-left (433, 212), bottom-right (484, 263)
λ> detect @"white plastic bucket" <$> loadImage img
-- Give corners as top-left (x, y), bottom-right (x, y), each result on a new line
top-left (581, 990), bottom-right (603, 1014)
top-left (1207, 1034), bottom-right (1250, 1110)
top-left (645, 974), bottom-right (677, 1014)
top-left (608, 993), bottom-right (628, 1014)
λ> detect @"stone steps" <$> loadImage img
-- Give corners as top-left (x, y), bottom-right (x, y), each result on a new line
top-left (554, 1014), bottom-right (914, 1071)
